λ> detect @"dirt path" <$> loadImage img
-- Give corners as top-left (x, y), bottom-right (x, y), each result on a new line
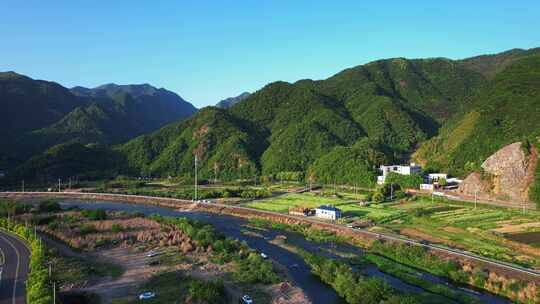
top-left (78, 247), bottom-right (167, 303)
top-left (41, 235), bottom-right (170, 304)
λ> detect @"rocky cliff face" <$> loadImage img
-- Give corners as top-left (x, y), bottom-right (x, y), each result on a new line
top-left (459, 142), bottom-right (537, 202)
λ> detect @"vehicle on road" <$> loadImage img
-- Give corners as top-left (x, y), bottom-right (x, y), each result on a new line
top-left (240, 294), bottom-right (253, 304)
top-left (146, 250), bottom-right (160, 257)
top-left (139, 291), bottom-right (156, 300)
top-left (260, 252), bottom-right (268, 259)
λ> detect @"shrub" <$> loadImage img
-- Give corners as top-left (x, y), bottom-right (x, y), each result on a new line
top-left (111, 223), bottom-right (124, 233)
top-left (385, 172), bottom-right (423, 189)
top-left (37, 200), bottom-right (61, 213)
top-left (81, 209), bottom-right (107, 220)
top-left (298, 249), bottom-right (395, 304)
top-left (188, 280), bottom-right (225, 304)
top-left (79, 224), bottom-right (97, 235)
top-left (233, 252), bottom-right (279, 284)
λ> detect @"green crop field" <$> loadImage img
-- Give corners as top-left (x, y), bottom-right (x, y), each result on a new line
top-left (244, 191), bottom-right (540, 268)
top-left (385, 197), bottom-right (540, 268)
top-left (244, 192), bottom-right (404, 223)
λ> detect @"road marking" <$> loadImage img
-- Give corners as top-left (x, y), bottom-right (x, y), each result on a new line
top-left (0, 234), bottom-right (21, 304)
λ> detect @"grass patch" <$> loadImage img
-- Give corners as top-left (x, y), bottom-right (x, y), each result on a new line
top-left (50, 249), bottom-right (124, 286)
top-left (130, 271), bottom-right (227, 304)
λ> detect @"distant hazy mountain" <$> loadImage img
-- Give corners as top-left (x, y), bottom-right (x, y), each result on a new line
top-left (0, 73), bottom-right (197, 168)
top-left (215, 92), bottom-right (251, 108)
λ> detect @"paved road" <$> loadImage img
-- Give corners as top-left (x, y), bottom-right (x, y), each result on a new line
top-left (0, 230), bottom-right (30, 304)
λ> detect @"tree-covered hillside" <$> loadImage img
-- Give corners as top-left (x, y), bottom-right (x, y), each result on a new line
top-left (414, 53), bottom-right (540, 177)
top-left (10, 142), bottom-right (124, 182)
top-left (0, 74), bottom-right (197, 169)
top-left (121, 55), bottom-right (490, 181)
top-left (119, 107), bottom-right (262, 180)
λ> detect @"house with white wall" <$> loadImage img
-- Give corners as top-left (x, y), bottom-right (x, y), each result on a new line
top-left (427, 173), bottom-right (447, 183)
top-left (377, 163), bottom-right (422, 184)
top-left (315, 205), bottom-right (342, 220)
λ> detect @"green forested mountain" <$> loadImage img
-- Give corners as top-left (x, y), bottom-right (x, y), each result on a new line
top-left (414, 52), bottom-right (540, 177)
top-left (0, 74), bottom-right (197, 169)
top-left (120, 55), bottom-right (490, 185)
top-left (119, 107), bottom-right (261, 179)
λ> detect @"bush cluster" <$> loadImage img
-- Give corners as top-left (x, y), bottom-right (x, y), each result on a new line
top-left (298, 249), bottom-right (400, 304)
top-left (149, 215), bottom-right (278, 284)
top-left (188, 280), bottom-right (225, 304)
top-left (81, 209), bottom-right (107, 220)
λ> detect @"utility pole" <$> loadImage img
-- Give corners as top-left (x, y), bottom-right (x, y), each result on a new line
top-left (390, 183), bottom-right (393, 200)
top-left (194, 155), bottom-right (198, 201)
top-left (58, 179), bottom-right (61, 192)
top-left (21, 180), bottom-right (24, 192)
top-left (68, 178), bottom-right (71, 190)
top-left (53, 282), bottom-right (56, 303)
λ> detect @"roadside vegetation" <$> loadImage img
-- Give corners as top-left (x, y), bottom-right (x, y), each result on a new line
top-left (0, 199), bottom-right (53, 304)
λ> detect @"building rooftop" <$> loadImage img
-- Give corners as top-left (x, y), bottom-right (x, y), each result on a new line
top-left (316, 205), bottom-right (341, 212)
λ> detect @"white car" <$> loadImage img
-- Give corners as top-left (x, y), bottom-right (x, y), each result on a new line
top-left (240, 295), bottom-right (253, 304)
top-left (260, 252), bottom-right (268, 259)
top-left (139, 291), bottom-right (155, 300)
top-left (146, 250), bottom-right (160, 258)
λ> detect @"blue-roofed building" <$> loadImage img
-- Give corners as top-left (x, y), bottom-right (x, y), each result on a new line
top-left (315, 205), bottom-right (342, 220)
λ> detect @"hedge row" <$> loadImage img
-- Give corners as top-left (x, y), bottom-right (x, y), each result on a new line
top-left (0, 218), bottom-right (53, 304)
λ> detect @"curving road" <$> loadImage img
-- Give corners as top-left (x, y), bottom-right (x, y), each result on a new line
top-left (0, 230), bottom-right (30, 304)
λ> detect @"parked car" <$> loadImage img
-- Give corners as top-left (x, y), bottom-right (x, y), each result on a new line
top-left (146, 250), bottom-right (160, 257)
top-left (260, 252), bottom-right (268, 259)
top-left (139, 291), bottom-right (156, 300)
top-left (240, 295), bottom-right (253, 304)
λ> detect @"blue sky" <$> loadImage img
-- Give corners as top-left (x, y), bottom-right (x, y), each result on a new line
top-left (1, 1), bottom-right (539, 107)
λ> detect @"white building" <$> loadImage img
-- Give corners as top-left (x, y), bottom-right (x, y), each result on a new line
top-left (315, 205), bottom-right (342, 220)
top-left (377, 163), bottom-right (422, 184)
top-left (427, 173), bottom-right (447, 183)
top-left (420, 183), bottom-right (434, 191)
